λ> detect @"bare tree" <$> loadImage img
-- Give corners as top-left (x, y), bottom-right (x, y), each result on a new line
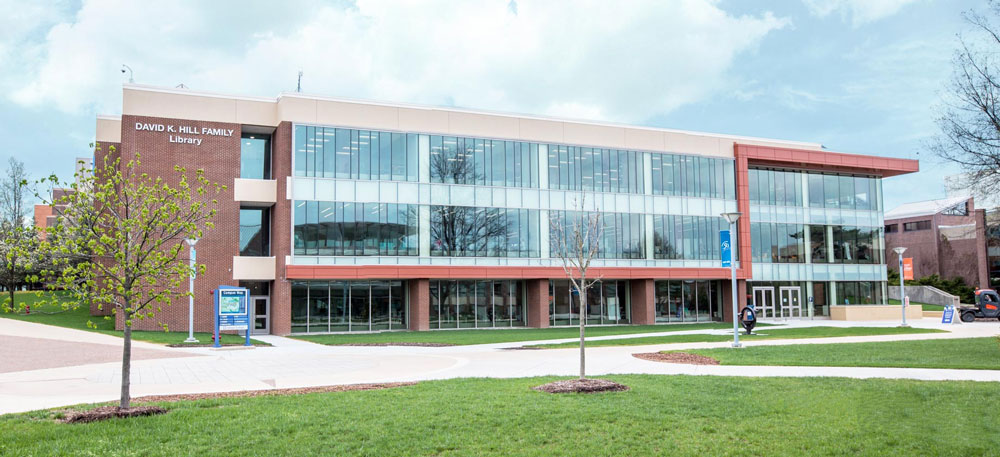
top-left (549, 197), bottom-right (603, 380)
top-left (932, 1), bottom-right (1000, 196)
top-left (0, 157), bottom-right (29, 227)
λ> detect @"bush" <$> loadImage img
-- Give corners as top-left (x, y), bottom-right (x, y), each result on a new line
top-left (889, 271), bottom-right (976, 303)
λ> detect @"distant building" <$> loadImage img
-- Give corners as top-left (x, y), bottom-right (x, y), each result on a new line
top-left (33, 157), bottom-right (93, 239)
top-left (884, 195), bottom-right (988, 289)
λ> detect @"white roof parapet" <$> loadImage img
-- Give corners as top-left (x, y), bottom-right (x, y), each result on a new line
top-left (885, 195), bottom-right (971, 220)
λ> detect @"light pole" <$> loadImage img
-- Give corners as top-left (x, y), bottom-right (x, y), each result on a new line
top-left (722, 212), bottom-right (742, 348)
top-left (894, 246), bottom-right (908, 327)
top-left (185, 238), bottom-right (198, 343)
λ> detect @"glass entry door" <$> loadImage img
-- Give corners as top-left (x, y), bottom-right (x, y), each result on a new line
top-left (752, 287), bottom-right (775, 319)
top-left (779, 287), bottom-right (802, 319)
top-left (251, 296), bottom-right (270, 335)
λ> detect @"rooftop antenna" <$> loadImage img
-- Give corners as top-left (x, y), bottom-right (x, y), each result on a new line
top-left (176, 83), bottom-right (187, 88)
top-left (121, 64), bottom-right (134, 83)
top-left (297, 70), bottom-right (303, 92)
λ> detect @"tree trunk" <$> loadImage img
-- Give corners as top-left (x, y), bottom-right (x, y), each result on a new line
top-left (579, 287), bottom-right (586, 380)
top-left (120, 316), bottom-right (133, 409)
top-left (8, 288), bottom-right (14, 314)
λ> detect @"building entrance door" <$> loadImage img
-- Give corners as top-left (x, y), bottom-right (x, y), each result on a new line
top-left (251, 295), bottom-right (270, 335)
top-left (779, 287), bottom-right (802, 319)
top-left (752, 287), bottom-right (775, 319)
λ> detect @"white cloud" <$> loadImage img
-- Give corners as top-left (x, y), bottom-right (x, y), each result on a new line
top-left (2, 0), bottom-right (789, 123)
top-left (803, 0), bottom-right (920, 26)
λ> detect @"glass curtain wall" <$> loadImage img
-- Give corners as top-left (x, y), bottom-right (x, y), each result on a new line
top-left (550, 211), bottom-right (644, 259)
top-left (651, 154), bottom-right (736, 199)
top-left (429, 136), bottom-right (539, 187)
top-left (750, 223), bottom-right (806, 263)
top-left (293, 201), bottom-right (418, 256)
top-left (291, 280), bottom-right (406, 333)
top-left (751, 223), bottom-right (881, 264)
top-left (548, 280), bottom-right (630, 326)
top-left (653, 280), bottom-right (720, 322)
top-left (428, 280), bottom-right (525, 328)
top-left (750, 168), bottom-right (881, 211)
top-left (294, 125), bottom-right (419, 182)
top-left (837, 281), bottom-right (885, 305)
top-left (547, 145), bottom-right (643, 193)
top-left (653, 215), bottom-right (733, 260)
top-left (430, 206), bottom-right (540, 257)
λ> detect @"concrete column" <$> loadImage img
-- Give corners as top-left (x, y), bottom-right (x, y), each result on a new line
top-left (408, 278), bottom-right (430, 331)
top-left (721, 279), bottom-right (748, 323)
top-left (525, 279), bottom-right (550, 328)
top-left (630, 279), bottom-right (655, 324)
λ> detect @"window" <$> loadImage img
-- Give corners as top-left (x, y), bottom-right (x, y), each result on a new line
top-left (294, 125), bottom-right (419, 182)
top-left (431, 206), bottom-right (540, 257)
top-left (239, 208), bottom-right (270, 256)
top-left (903, 220), bottom-right (931, 231)
top-left (942, 201), bottom-right (969, 216)
top-left (885, 224), bottom-right (898, 233)
top-left (240, 133), bottom-right (271, 179)
top-left (550, 146), bottom-right (643, 193)
top-left (294, 202), bottom-right (418, 256)
top-left (552, 210), bottom-right (644, 259)
top-left (291, 280), bottom-right (406, 333)
top-left (653, 155), bottom-right (734, 199)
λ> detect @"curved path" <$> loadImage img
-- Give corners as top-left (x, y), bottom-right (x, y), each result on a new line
top-left (1, 317), bottom-right (998, 414)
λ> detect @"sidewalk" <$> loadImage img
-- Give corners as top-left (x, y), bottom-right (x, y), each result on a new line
top-left (1, 318), bottom-right (997, 415)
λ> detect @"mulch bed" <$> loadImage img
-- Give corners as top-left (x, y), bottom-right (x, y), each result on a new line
top-left (337, 342), bottom-right (456, 347)
top-left (533, 378), bottom-right (630, 394)
top-left (165, 343), bottom-right (269, 348)
top-left (59, 406), bottom-right (166, 424)
top-left (133, 382), bottom-right (417, 403)
top-left (633, 352), bottom-right (720, 365)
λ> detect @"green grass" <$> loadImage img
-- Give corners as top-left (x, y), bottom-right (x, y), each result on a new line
top-left (3, 375), bottom-right (999, 456)
top-left (888, 298), bottom-right (946, 312)
top-left (529, 325), bottom-right (945, 348)
top-left (683, 337), bottom-right (1000, 370)
top-left (290, 322), bottom-right (753, 346)
top-left (0, 291), bottom-right (268, 346)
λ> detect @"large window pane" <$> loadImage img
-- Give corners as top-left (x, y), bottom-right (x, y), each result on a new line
top-left (240, 133), bottom-right (271, 180)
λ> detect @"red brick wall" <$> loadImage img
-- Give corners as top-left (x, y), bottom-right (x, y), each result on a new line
top-left (885, 200), bottom-right (987, 288)
top-left (525, 279), bottom-right (549, 328)
top-left (114, 116), bottom-right (241, 332)
top-left (407, 278), bottom-right (429, 331)
top-left (629, 279), bottom-right (655, 324)
top-left (271, 122), bottom-right (292, 335)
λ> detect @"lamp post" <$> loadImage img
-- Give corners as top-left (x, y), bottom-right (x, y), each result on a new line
top-left (721, 212), bottom-right (742, 348)
top-left (894, 246), bottom-right (908, 327)
top-left (184, 238), bottom-right (198, 343)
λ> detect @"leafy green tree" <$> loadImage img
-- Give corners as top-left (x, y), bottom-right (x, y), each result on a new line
top-left (41, 147), bottom-right (222, 409)
top-left (0, 223), bottom-right (41, 312)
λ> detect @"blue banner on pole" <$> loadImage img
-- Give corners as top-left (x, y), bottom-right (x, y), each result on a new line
top-left (720, 230), bottom-right (732, 268)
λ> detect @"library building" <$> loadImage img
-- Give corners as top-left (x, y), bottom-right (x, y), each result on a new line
top-left (92, 84), bottom-right (918, 335)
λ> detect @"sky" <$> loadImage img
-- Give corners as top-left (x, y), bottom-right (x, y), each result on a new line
top-left (0, 0), bottom-right (985, 210)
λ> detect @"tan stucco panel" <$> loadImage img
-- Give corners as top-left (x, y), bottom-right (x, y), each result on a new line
top-left (96, 117), bottom-right (122, 143)
top-left (448, 112), bottom-right (519, 140)
top-left (316, 99), bottom-right (399, 130)
top-left (233, 178), bottom-right (277, 205)
top-left (624, 128), bottom-right (666, 153)
top-left (236, 99), bottom-right (279, 126)
top-left (563, 122), bottom-right (625, 149)
top-left (277, 96), bottom-right (317, 124)
top-left (232, 256), bottom-right (277, 281)
top-left (830, 305), bottom-right (924, 321)
top-left (124, 88), bottom-right (238, 123)
top-left (398, 107), bottom-right (450, 134)
top-left (517, 118), bottom-right (564, 144)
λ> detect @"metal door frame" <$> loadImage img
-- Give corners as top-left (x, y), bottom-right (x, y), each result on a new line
top-left (779, 286), bottom-right (802, 319)
top-left (752, 287), bottom-right (775, 319)
top-left (251, 295), bottom-right (270, 335)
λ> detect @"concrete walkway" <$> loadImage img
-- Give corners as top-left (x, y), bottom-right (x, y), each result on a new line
top-left (1, 317), bottom-right (998, 415)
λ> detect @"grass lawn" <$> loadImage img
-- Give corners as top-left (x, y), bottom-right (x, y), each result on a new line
top-left (888, 298), bottom-right (946, 312)
top-left (1, 291), bottom-right (268, 346)
top-left (290, 322), bottom-right (755, 346)
top-left (3, 375), bottom-right (999, 456)
top-left (529, 325), bottom-right (945, 348)
top-left (682, 337), bottom-right (1000, 370)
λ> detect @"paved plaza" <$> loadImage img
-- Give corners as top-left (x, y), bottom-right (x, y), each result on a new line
top-left (1, 317), bottom-right (998, 415)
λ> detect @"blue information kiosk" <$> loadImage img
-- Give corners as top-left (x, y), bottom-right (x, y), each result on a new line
top-left (214, 285), bottom-right (252, 348)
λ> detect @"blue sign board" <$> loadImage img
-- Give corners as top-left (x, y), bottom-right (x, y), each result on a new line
top-left (720, 230), bottom-right (732, 268)
top-left (214, 286), bottom-right (251, 347)
top-left (942, 305), bottom-right (955, 324)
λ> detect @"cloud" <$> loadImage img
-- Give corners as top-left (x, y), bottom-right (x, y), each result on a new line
top-left (803, 0), bottom-right (919, 26)
top-left (1, 0), bottom-right (789, 124)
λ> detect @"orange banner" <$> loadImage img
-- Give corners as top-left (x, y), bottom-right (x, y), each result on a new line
top-left (902, 257), bottom-right (914, 280)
